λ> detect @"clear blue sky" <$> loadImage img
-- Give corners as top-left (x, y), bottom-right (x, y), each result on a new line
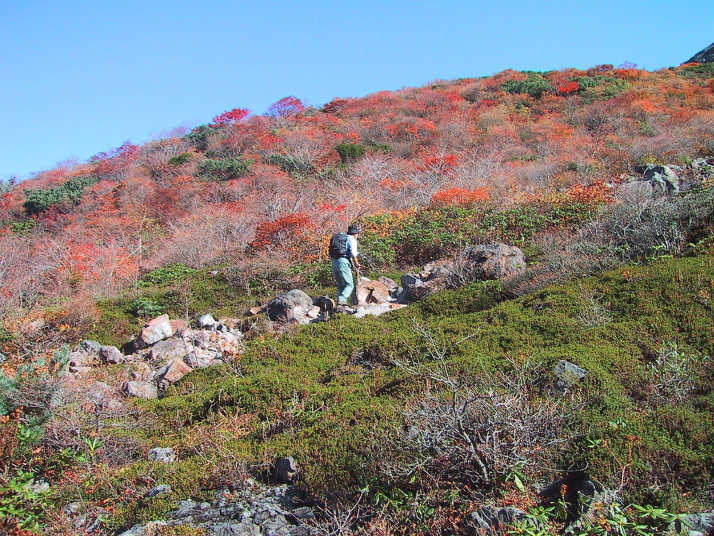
top-left (1, 0), bottom-right (712, 180)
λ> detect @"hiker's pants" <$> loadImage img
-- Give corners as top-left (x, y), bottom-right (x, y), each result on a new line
top-left (332, 257), bottom-right (354, 304)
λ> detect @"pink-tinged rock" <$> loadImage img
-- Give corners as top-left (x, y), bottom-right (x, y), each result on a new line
top-left (159, 358), bottom-right (193, 384)
top-left (140, 315), bottom-right (174, 346)
top-left (150, 338), bottom-right (190, 363)
top-left (99, 345), bottom-right (124, 364)
top-left (356, 279), bottom-right (392, 305)
top-left (124, 380), bottom-right (158, 399)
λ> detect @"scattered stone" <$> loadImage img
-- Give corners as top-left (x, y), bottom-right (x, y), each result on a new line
top-left (637, 164), bottom-right (680, 194)
top-left (150, 338), bottom-right (190, 363)
top-left (24, 478), bottom-right (50, 494)
top-left (88, 381), bottom-right (124, 411)
top-left (554, 360), bottom-right (589, 390)
top-left (125, 380), bottom-right (159, 399)
top-left (99, 345), bottom-right (124, 364)
top-left (155, 358), bottom-right (193, 385)
top-left (148, 447), bottom-right (177, 463)
top-left (676, 512), bottom-right (714, 536)
top-left (70, 351), bottom-right (97, 367)
top-left (69, 365), bottom-right (93, 375)
top-left (199, 313), bottom-right (218, 329)
top-left (147, 484), bottom-right (172, 498)
top-left (120, 484), bottom-right (313, 536)
top-left (78, 340), bottom-right (102, 357)
top-left (465, 506), bottom-right (529, 535)
top-left (249, 305), bottom-right (266, 316)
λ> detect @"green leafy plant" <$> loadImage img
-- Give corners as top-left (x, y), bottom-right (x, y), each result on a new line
top-left (131, 296), bottom-right (165, 317)
top-left (138, 263), bottom-right (197, 287)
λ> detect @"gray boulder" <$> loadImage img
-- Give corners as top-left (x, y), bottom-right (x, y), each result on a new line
top-left (198, 314), bottom-right (218, 329)
top-left (267, 290), bottom-right (314, 323)
top-left (637, 164), bottom-right (680, 194)
top-left (150, 338), bottom-right (190, 362)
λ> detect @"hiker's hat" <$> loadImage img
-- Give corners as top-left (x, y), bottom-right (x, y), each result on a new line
top-left (347, 225), bottom-right (361, 235)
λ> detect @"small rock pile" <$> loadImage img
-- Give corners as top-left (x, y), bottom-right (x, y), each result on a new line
top-left (68, 313), bottom-right (245, 399)
top-left (118, 482), bottom-right (315, 536)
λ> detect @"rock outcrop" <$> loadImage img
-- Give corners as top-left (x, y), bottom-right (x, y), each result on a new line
top-left (684, 41), bottom-right (714, 64)
top-left (117, 483), bottom-right (315, 536)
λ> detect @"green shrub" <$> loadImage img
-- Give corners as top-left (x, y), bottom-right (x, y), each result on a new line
top-left (168, 153), bottom-right (193, 166)
top-left (138, 263), bottom-right (197, 287)
top-left (198, 158), bottom-right (252, 181)
top-left (23, 175), bottom-right (97, 215)
top-left (502, 74), bottom-right (554, 99)
top-left (336, 143), bottom-right (367, 163)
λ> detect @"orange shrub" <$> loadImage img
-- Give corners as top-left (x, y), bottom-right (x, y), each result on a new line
top-left (566, 180), bottom-right (614, 205)
top-left (430, 187), bottom-right (490, 208)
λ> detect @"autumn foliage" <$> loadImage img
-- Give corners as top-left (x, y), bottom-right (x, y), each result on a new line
top-left (0, 62), bottom-right (713, 326)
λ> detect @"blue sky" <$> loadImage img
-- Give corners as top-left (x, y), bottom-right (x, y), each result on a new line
top-left (1, 0), bottom-right (712, 180)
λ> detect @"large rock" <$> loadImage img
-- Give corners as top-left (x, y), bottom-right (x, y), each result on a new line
top-left (140, 315), bottom-right (174, 346)
top-left (266, 290), bottom-right (314, 323)
top-left (150, 338), bottom-right (190, 363)
top-left (460, 244), bottom-right (526, 280)
top-left (356, 278), bottom-right (391, 305)
top-left (405, 277), bottom-right (449, 301)
top-left (637, 164), bottom-right (680, 194)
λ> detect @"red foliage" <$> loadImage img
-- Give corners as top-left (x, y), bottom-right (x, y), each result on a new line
top-left (267, 96), bottom-right (306, 118)
top-left (250, 212), bottom-right (312, 250)
top-left (90, 141), bottom-right (139, 179)
top-left (430, 187), bottom-right (489, 208)
top-left (211, 108), bottom-right (250, 127)
top-left (418, 153), bottom-right (458, 174)
top-left (323, 98), bottom-right (349, 114)
top-left (558, 81), bottom-right (580, 94)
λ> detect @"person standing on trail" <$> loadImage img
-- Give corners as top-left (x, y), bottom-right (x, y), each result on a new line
top-left (329, 225), bottom-right (362, 306)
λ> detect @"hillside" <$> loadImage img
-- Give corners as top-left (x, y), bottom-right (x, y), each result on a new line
top-left (0, 61), bottom-right (714, 535)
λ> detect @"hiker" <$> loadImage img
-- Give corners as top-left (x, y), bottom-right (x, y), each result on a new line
top-left (329, 225), bottom-right (362, 306)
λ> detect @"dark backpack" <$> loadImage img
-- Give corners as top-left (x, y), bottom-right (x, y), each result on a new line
top-left (329, 233), bottom-right (350, 259)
